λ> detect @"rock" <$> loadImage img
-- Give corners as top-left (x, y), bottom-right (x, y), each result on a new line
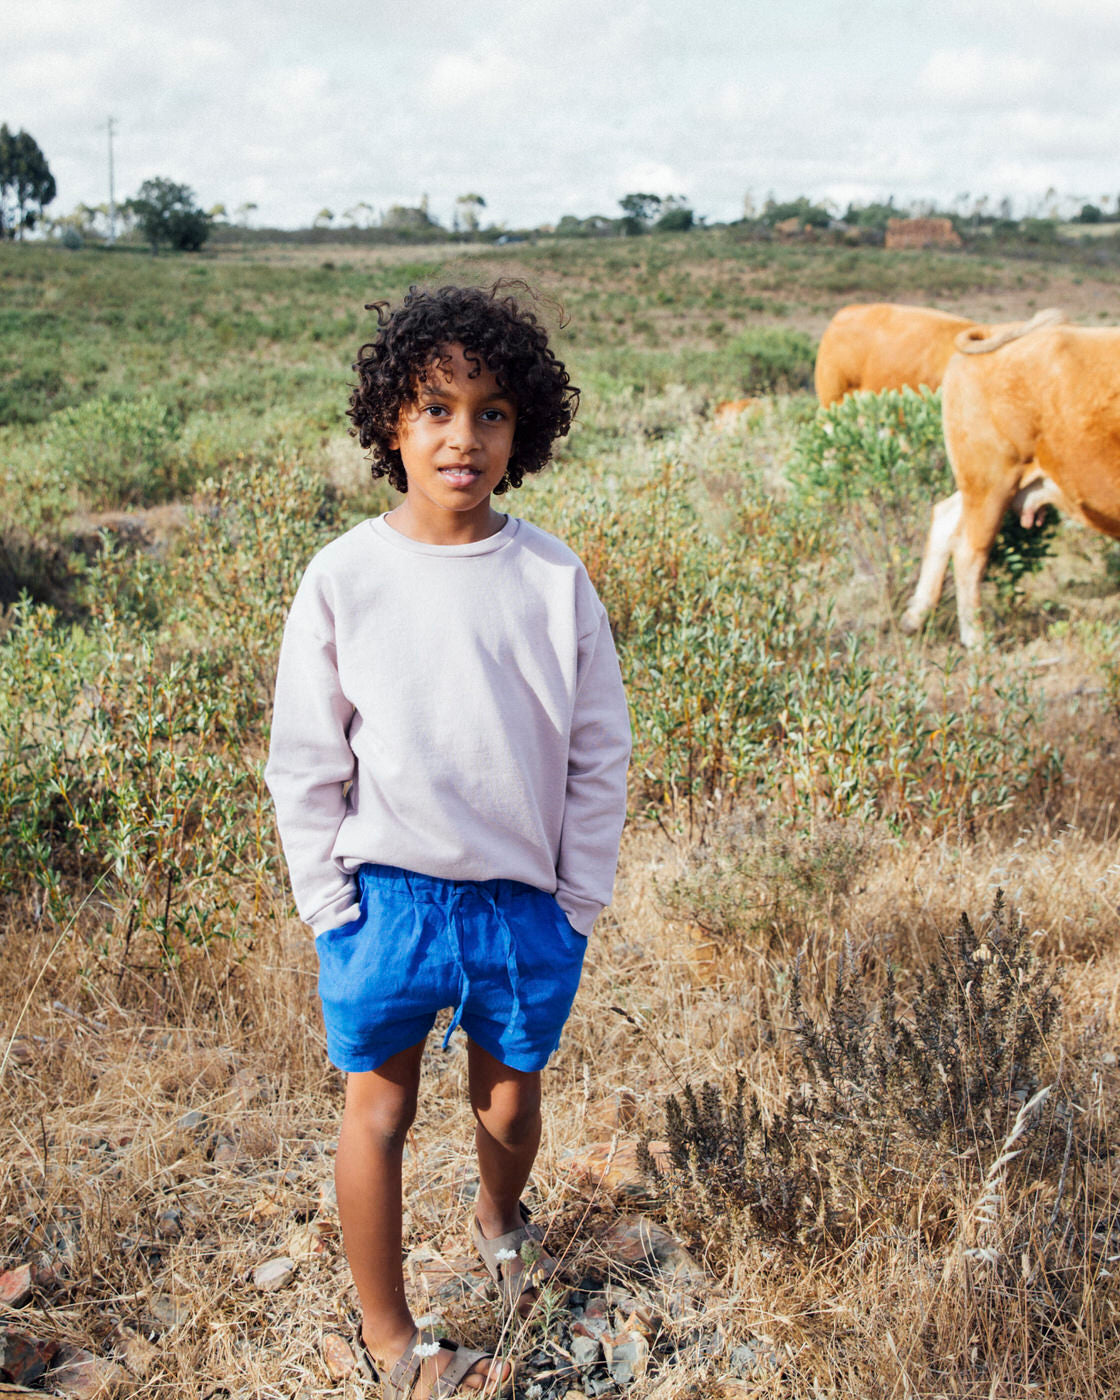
top-left (287, 1221), bottom-right (334, 1260)
top-left (0, 1268), bottom-right (32, 1309)
top-left (569, 1334), bottom-right (602, 1367)
top-left (405, 1246), bottom-right (489, 1305)
top-left (563, 1140), bottom-right (650, 1201)
top-left (230, 1068), bottom-right (269, 1104)
top-left (605, 1331), bottom-right (648, 1385)
top-left (209, 1135), bottom-right (238, 1166)
top-left (176, 1110), bottom-right (206, 1131)
top-left (47, 1344), bottom-right (130, 1398)
top-left (146, 1295), bottom-right (190, 1332)
top-left (0, 1328), bottom-right (58, 1385)
top-left (597, 1216), bottom-right (706, 1286)
top-left (156, 1209), bottom-right (183, 1239)
top-left (252, 1256), bottom-right (295, 1292)
top-left (583, 1296), bottom-right (610, 1325)
top-left (5, 1039), bottom-right (35, 1067)
top-left (321, 1333), bottom-right (357, 1380)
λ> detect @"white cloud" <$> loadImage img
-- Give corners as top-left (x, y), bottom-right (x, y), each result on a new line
top-left (918, 47), bottom-right (1048, 106)
top-left (422, 51), bottom-right (522, 107)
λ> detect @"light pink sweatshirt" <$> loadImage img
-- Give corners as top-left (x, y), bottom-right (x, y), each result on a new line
top-left (265, 513), bottom-right (631, 937)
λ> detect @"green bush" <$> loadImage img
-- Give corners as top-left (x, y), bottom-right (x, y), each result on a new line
top-left (714, 327), bottom-right (816, 394)
top-left (42, 394), bottom-right (186, 508)
top-left (790, 386), bottom-right (948, 602)
top-left (660, 815), bottom-right (876, 950)
top-left (0, 457), bottom-right (345, 964)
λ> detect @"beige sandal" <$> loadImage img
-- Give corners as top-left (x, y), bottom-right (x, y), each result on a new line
top-left (352, 1324), bottom-right (512, 1398)
top-left (471, 1201), bottom-right (568, 1314)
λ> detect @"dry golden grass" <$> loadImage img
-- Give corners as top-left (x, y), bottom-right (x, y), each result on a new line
top-left (4, 772), bottom-right (1120, 1396)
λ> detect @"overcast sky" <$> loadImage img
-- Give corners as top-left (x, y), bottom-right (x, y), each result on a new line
top-left (9, 0), bottom-right (1120, 231)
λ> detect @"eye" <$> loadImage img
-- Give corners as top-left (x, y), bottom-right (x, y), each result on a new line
top-left (481, 408), bottom-right (508, 422)
top-left (422, 403), bottom-right (448, 418)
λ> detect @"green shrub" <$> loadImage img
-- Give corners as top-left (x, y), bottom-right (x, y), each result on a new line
top-left (42, 394), bottom-right (186, 508)
top-left (660, 815), bottom-right (876, 949)
top-left (0, 456), bottom-right (345, 963)
top-left (713, 327), bottom-right (816, 394)
top-left (789, 386), bottom-right (948, 602)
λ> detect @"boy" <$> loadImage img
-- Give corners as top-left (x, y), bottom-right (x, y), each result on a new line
top-left (266, 284), bottom-right (631, 1398)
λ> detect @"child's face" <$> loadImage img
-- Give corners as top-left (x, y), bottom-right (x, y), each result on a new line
top-left (389, 343), bottom-right (517, 533)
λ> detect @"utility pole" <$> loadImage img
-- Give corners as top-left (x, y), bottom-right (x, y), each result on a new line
top-left (104, 116), bottom-right (117, 243)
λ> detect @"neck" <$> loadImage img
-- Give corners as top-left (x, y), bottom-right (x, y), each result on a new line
top-left (385, 499), bottom-right (506, 546)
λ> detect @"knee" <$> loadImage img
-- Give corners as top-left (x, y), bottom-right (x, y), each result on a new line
top-left (345, 1088), bottom-right (418, 1153)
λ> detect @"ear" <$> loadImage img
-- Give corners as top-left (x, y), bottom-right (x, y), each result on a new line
top-left (388, 430), bottom-right (400, 451)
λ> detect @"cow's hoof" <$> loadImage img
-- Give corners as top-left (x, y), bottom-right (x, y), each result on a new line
top-left (899, 609), bottom-right (922, 635)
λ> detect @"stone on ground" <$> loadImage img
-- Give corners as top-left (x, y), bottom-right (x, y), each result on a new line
top-left (46, 1344), bottom-right (130, 1398)
top-left (252, 1256), bottom-right (296, 1291)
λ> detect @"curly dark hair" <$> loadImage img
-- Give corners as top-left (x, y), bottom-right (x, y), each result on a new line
top-left (347, 281), bottom-right (579, 494)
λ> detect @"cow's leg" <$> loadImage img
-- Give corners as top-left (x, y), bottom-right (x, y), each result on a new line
top-left (901, 491), bottom-right (963, 633)
top-left (952, 490), bottom-right (1014, 649)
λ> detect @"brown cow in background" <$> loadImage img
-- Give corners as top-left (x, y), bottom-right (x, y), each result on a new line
top-left (814, 303), bottom-right (979, 404)
top-left (900, 312), bottom-right (1116, 649)
top-left (811, 301), bottom-right (1063, 405)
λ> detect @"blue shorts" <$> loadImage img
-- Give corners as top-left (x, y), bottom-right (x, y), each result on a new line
top-left (314, 864), bottom-right (587, 1074)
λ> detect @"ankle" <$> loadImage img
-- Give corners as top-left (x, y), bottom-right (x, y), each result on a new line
top-left (473, 1194), bottom-right (524, 1239)
top-left (361, 1313), bottom-right (417, 1366)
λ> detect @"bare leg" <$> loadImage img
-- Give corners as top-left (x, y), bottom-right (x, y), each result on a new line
top-left (336, 1041), bottom-right (509, 1394)
top-left (468, 1039), bottom-right (545, 1314)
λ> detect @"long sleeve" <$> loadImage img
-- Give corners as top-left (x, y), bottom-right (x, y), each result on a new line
top-left (265, 570), bottom-right (362, 934)
top-left (553, 606), bottom-right (631, 935)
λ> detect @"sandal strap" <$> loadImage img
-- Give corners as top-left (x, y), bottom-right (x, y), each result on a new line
top-left (432, 1343), bottom-right (491, 1396)
top-left (387, 1328), bottom-right (426, 1394)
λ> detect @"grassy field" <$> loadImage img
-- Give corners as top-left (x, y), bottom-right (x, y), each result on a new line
top-left (2, 232), bottom-right (1120, 1398)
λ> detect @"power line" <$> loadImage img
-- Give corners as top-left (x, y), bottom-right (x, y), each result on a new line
top-left (103, 116), bottom-right (117, 243)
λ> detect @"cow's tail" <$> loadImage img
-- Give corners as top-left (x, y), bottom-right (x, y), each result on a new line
top-left (954, 307), bottom-right (1066, 355)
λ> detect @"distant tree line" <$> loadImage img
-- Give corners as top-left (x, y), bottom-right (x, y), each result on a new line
top-left (10, 120), bottom-right (1120, 254)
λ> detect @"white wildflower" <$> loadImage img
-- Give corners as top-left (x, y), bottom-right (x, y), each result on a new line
top-left (494, 1247), bottom-right (518, 1262)
top-left (415, 1340), bottom-right (442, 1359)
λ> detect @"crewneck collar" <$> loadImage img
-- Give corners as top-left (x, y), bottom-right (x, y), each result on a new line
top-left (369, 513), bottom-right (519, 557)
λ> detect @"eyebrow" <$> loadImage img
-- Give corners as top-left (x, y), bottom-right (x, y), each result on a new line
top-left (415, 384), bottom-right (516, 405)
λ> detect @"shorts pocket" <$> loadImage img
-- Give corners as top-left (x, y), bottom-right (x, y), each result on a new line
top-left (549, 894), bottom-right (586, 944)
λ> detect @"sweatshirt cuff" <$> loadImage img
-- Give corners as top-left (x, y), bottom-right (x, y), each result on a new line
top-left (554, 889), bottom-right (603, 937)
top-left (309, 892), bottom-right (361, 938)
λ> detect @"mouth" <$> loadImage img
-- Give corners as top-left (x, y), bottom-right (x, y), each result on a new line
top-left (438, 465), bottom-right (482, 485)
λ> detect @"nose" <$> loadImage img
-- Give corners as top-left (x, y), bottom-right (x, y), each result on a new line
top-left (448, 412), bottom-right (481, 452)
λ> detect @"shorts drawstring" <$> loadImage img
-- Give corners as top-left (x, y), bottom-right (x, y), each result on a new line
top-left (442, 888), bottom-right (471, 1050)
top-left (440, 884), bottom-right (523, 1052)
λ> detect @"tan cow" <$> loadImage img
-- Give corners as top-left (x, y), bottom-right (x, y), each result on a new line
top-left (815, 302), bottom-right (990, 405)
top-left (900, 312), bottom-right (1119, 649)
